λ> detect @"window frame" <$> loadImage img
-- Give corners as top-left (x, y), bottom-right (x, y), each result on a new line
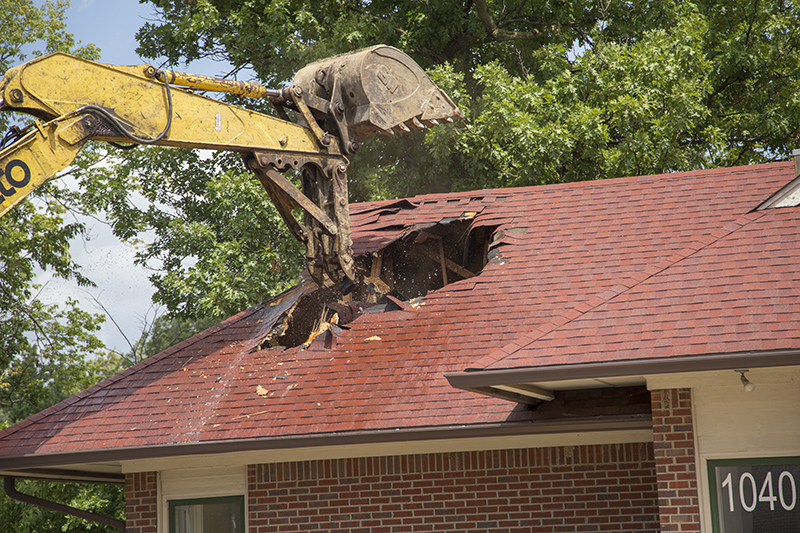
top-left (168, 494), bottom-right (246, 533)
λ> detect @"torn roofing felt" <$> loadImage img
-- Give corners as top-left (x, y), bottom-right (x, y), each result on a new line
top-left (0, 161), bottom-right (798, 463)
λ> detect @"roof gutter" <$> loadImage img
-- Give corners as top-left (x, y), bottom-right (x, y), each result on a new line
top-left (0, 467), bottom-right (125, 484)
top-left (3, 477), bottom-right (125, 530)
top-left (0, 415), bottom-right (650, 471)
top-left (445, 348), bottom-right (800, 390)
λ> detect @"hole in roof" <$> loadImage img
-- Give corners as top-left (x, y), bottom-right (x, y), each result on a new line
top-left (360, 219), bottom-right (497, 300)
top-left (256, 218), bottom-right (498, 350)
top-left (257, 287), bottom-right (340, 349)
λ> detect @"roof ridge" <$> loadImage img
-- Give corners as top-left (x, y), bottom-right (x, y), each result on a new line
top-left (475, 210), bottom-right (769, 369)
top-left (348, 161), bottom-right (790, 215)
top-left (0, 303), bottom-right (266, 441)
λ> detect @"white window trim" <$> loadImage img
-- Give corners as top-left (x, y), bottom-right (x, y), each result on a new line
top-left (158, 465), bottom-right (247, 533)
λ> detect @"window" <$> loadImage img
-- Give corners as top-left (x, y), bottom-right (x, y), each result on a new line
top-left (169, 495), bottom-right (244, 533)
top-left (708, 457), bottom-right (800, 532)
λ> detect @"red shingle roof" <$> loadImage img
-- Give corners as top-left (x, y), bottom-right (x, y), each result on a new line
top-left (0, 161), bottom-right (797, 463)
top-left (479, 208), bottom-right (800, 370)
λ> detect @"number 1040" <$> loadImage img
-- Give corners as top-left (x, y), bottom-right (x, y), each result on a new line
top-left (720, 471), bottom-right (797, 512)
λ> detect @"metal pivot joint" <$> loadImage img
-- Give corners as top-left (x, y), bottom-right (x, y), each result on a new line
top-left (247, 151), bottom-right (354, 287)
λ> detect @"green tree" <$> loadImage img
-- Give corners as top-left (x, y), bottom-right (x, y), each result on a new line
top-left (77, 147), bottom-right (305, 321)
top-left (134, 0), bottom-right (800, 198)
top-left (0, 0), bottom-right (106, 426)
top-left (128, 313), bottom-right (218, 363)
top-left (0, 0), bottom-right (89, 67)
top-left (425, 11), bottom-right (722, 189)
top-left (0, 476), bottom-right (125, 533)
top-left (0, 2), bottom-right (124, 531)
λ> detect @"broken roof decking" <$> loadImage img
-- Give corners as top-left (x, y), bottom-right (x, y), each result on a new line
top-left (0, 161), bottom-right (799, 466)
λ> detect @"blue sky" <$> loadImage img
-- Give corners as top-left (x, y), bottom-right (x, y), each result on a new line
top-left (62, 0), bottom-right (232, 72)
top-left (29, 0), bottom-right (162, 354)
top-left (62, 0), bottom-right (154, 65)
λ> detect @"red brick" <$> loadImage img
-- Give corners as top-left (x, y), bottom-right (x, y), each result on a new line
top-left (651, 388), bottom-right (701, 533)
top-left (124, 471), bottom-right (158, 533)
top-left (248, 445), bottom-right (658, 532)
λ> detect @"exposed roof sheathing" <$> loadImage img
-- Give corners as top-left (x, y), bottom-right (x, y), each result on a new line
top-left (1, 161), bottom-right (799, 467)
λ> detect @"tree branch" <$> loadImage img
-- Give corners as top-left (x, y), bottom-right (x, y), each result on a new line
top-left (0, 283), bottom-right (55, 352)
top-left (473, 0), bottom-right (540, 42)
top-left (344, 4), bottom-right (407, 37)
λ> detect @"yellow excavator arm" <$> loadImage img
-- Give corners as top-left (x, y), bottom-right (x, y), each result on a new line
top-left (0, 46), bottom-right (461, 286)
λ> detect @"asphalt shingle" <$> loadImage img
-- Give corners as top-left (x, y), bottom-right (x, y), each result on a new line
top-left (0, 161), bottom-right (796, 459)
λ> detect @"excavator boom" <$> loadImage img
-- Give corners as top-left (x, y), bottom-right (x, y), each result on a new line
top-left (0, 46), bottom-right (461, 287)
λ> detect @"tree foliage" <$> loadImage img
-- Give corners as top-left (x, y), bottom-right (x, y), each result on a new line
top-left (132, 313), bottom-right (218, 360)
top-left (135, 0), bottom-right (800, 199)
top-left (0, 0), bottom-right (94, 68)
top-left (77, 147), bottom-right (305, 320)
top-left (0, 0), bottom-right (106, 425)
top-left (0, 477), bottom-right (125, 533)
top-left (0, 2), bottom-right (124, 531)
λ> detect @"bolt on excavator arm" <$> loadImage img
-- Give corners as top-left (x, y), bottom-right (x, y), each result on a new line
top-left (0, 45), bottom-right (461, 287)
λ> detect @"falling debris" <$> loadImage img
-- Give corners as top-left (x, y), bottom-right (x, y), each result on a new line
top-left (301, 309), bottom-right (339, 349)
top-left (256, 385), bottom-right (268, 396)
top-left (256, 286), bottom-right (340, 349)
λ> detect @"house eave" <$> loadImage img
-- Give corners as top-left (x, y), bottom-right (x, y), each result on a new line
top-left (0, 415), bottom-right (651, 474)
top-left (445, 348), bottom-right (800, 399)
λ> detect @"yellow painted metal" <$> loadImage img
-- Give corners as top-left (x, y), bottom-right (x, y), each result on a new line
top-left (0, 47), bottom-right (461, 285)
top-left (0, 51), bottom-right (344, 234)
top-left (0, 52), bottom-right (335, 155)
top-left (153, 68), bottom-right (273, 99)
top-left (0, 115), bottom-right (93, 217)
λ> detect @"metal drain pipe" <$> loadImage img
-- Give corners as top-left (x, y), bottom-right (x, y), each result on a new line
top-left (3, 477), bottom-right (125, 530)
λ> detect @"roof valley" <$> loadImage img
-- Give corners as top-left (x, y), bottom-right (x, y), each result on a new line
top-left (476, 209), bottom-right (770, 370)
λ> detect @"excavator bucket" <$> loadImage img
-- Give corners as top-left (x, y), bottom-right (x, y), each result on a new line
top-left (291, 45), bottom-right (463, 154)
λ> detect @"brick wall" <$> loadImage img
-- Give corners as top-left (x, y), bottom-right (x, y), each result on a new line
top-left (248, 443), bottom-right (658, 532)
top-left (651, 388), bottom-right (701, 532)
top-left (125, 471), bottom-right (158, 533)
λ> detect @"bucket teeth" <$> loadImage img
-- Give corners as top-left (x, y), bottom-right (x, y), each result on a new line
top-left (292, 45), bottom-right (462, 141)
top-left (408, 117), bottom-right (426, 130)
